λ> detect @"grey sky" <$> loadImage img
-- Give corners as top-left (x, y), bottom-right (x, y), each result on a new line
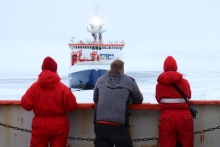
top-left (1, 0), bottom-right (220, 73)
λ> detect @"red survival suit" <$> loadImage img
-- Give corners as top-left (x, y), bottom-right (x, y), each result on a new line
top-left (156, 56), bottom-right (194, 147)
top-left (21, 70), bottom-right (77, 147)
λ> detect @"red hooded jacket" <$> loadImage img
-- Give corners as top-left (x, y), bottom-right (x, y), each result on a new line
top-left (156, 56), bottom-right (191, 110)
top-left (21, 70), bottom-right (77, 116)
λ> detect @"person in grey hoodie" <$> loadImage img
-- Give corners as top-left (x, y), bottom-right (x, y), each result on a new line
top-left (93, 59), bottom-right (143, 147)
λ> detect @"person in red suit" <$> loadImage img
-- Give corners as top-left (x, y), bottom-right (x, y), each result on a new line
top-left (21, 56), bottom-right (77, 147)
top-left (156, 56), bottom-right (194, 147)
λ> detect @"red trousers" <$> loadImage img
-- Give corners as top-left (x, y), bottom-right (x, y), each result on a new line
top-left (30, 116), bottom-right (69, 147)
top-left (159, 109), bottom-right (194, 147)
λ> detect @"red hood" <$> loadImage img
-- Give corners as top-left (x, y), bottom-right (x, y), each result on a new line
top-left (37, 70), bottom-right (60, 88)
top-left (157, 71), bottom-right (182, 85)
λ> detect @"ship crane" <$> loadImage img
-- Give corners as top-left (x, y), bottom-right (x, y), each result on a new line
top-left (71, 50), bottom-right (100, 66)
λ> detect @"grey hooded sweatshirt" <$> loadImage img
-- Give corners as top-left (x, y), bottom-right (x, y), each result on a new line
top-left (93, 73), bottom-right (143, 126)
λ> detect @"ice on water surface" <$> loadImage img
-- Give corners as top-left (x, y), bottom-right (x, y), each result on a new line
top-left (1, 66), bottom-right (220, 103)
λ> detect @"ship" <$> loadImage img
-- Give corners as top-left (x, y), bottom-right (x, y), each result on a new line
top-left (68, 7), bottom-right (125, 89)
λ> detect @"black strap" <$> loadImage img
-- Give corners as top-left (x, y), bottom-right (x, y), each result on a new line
top-left (172, 84), bottom-right (190, 107)
top-left (107, 86), bottom-right (123, 90)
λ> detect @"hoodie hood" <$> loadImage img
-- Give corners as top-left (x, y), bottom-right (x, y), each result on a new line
top-left (157, 71), bottom-right (182, 85)
top-left (37, 70), bottom-right (60, 88)
top-left (163, 56), bottom-right (178, 71)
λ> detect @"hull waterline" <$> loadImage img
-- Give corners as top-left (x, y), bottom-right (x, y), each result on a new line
top-left (68, 69), bottom-right (107, 89)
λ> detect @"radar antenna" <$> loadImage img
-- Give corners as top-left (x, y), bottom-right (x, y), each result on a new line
top-left (87, 4), bottom-right (106, 44)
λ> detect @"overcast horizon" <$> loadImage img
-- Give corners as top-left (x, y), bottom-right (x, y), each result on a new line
top-left (1, 0), bottom-right (220, 73)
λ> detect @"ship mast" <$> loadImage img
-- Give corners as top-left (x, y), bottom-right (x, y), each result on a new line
top-left (87, 5), bottom-right (106, 44)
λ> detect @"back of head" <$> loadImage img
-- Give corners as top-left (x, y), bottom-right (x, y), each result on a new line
top-left (163, 56), bottom-right (178, 71)
top-left (41, 56), bottom-right (57, 72)
top-left (108, 59), bottom-right (124, 74)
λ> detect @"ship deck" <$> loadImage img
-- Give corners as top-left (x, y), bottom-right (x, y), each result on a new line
top-left (1, 100), bottom-right (220, 147)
